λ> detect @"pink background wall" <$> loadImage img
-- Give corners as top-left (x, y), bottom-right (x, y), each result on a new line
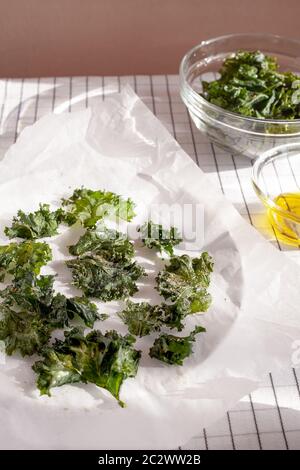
top-left (1, 0), bottom-right (299, 77)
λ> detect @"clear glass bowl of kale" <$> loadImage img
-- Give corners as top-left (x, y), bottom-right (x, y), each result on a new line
top-left (180, 33), bottom-right (300, 159)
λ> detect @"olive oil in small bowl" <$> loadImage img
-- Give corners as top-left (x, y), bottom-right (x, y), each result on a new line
top-left (252, 143), bottom-right (300, 246)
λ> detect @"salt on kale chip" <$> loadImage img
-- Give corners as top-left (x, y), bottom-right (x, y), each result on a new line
top-left (202, 50), bottom-right (300, 119)
top-left (69, 227), bottom-right (135, 263)
top-left (33, 327), bottom-right (141, 406)
top-left (156, 252), bottom-right (213, 315)
top-left (61, 188), bottom-right (135, 228)
top-left (4, 204), bottom-right (64, 240)
top-left (66, 254), bottom-right (145, 301)
top-left (118, 300), bottom-right (186, 337)
top-left (0, 275), bottom-right (101, 355)
top-left (149, 325), bottom-right (206, 365)
top-left (138, 221), bottom-right (182, 256)
top-left (0, 240), bottom-right (52, 282)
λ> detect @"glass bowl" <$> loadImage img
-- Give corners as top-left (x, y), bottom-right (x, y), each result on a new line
top-left (252, 142), bottom-right (300, 245)
top-left (179, 33), bottom-right (300, 159)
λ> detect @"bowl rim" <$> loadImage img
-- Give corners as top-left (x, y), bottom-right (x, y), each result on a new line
top-left (179, 32), bottom-right (300, 126)
top-left (252, 141), bottom-right (300, 224)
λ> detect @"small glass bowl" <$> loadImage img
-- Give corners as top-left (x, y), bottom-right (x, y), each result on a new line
top-left (252, 142), bottom-right (300, 245)
top-left (179, 33), bottom-right (300, 159)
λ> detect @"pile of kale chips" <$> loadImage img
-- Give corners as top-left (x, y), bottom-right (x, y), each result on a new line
top-left (202, 50), bottom-right (300, 119)
top-left (0, 188), bottom-right (213, 406)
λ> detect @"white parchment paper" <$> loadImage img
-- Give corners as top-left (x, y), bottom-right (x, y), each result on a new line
top-left (0, 87), bottom-right (300, 449)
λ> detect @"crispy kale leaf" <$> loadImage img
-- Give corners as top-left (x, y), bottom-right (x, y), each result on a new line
top-left (44, 293), bottom-right (100, 329)
top-left (66, 255), bottom-right (145, 301)
top-left (32, 347), bottom-right (82, 393)
top-left (138, 221), bottom-right (182, 256)
top-left (0, 274), bottom-right (100, 355)
top-left (61, 188), bottom-right (135, 228)
top-left (4, 204), bottom-right (63, 240)
top-left (65, 296), bottom-right (100, 328)
top-left (69, 227), bottom-right (134, 263)
top-left (0, 306), bottom-right (51, 356)
top-left (156, 252), bottom-right (213, 314)
top-left (0, 240), bottom-right (52, 282)
top-left (118, 300), bottom-right (186, 337)
top-left (33, 327), bottom-right (141, 406)
top-left (202, 50), bottom-right (300, 119)
top-left (149, 325), bottom-right (206, 365)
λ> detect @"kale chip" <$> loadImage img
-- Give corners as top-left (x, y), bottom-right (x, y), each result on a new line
top-left (138, 221), bottom-right (182, 256)
top-left (0, 240), bottom-right (52, 282)
top-left (0, 274), bottom-right (101, 355)
top-left (149, 325), bottom-right (206, 365)
top-left (44, 293), bottom-right (100, 329)
top-left (4, 204), bottom-right (64, 240)
top-left (202, 50), bottom-right (300, 119)
top-left (69, 227), bottom-right (135, 263)
top-left (33, 327), bottom-right (141, 406)
top-left (118, 300), bottom-right (186, 337)
top-left (0, 306), bottom-right (51, 356)
top-left (156, 252), bottom-right (213, 315)
top-left (61, 188), bottom-right (135, 228)
top-left (66, 254), bottom-right (145, 301)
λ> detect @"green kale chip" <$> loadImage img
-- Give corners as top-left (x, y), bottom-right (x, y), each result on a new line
top-left (0, 306), bottom-right (51, 356)
top-left (0, 274), bottom-right (55, 312)
top-left (69, 227), bottom-right (135, 263)
top-left (156, 252), bottom-right (213, 314)
top-left (138, 221), bottom-right (182, 256)
top-left (4, 204), bottom-right (64, 240)
top-left (32, 347), bottom-right (82, 392)
top-left (0, 274), bottom-right (100, 355)
top-left (66, 255), bottom-right (145, 301)
top-left (33, 327), bottom-right (141, 406)
top-left (61, 188), bottom-right (135, 228)
top-left (64, 296), bottom-right (100, 328)
top-left (44, 293), bottom-right (100, 329)
top-left (149, 325), bottom-right (206, 365)
top-left (202, 50), bottom-right (300, 119)
top-left (118, 300), bottom-right (186, 337)
top-left (0, 240), bottom-right (52, 282)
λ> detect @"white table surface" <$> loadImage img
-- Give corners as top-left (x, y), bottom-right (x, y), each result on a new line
top-left (0, 75), bottom-right (299, 450)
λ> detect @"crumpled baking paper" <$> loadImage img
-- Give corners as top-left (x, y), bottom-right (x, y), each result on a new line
top-left (0, 86), bottom-right (300, 449)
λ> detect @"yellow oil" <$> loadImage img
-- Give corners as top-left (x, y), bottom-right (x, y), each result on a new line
top-left (267, 192), bottom-right (300, 246)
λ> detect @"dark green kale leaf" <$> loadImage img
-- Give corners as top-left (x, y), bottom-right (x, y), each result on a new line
top-left (69, 227), bottom-right (135, 263)
top-left (33, 327), bottom-right (141, 406)
top-left (0, 240), bottom-right (52, 282)
top-left (118, 300), bottom-right (186, 337)
top-left (0, 274), bottom-right (100, 355)
top-left (0, 305), bottom-right (51, 356)
top-left (66, 254), bottom-right (145, 301)
top-left (118, 301), bottom-right (162, 337)
top-left (156, 252), bottom-right (213, 315)
top-left (149, 325), bottom-right (206, 365)
top-left (32, 347), bottom-right (82, 394)
top-left (65, 296), bottom-right (100, 328)
top-left (4, 204), bottom-right (64, 240)
top-left (202, 50), bottom-right (300, 119)
top-left (138, 221), bottom-right (182, 256)
top-left (61, 188), bottom-right (135, 228)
